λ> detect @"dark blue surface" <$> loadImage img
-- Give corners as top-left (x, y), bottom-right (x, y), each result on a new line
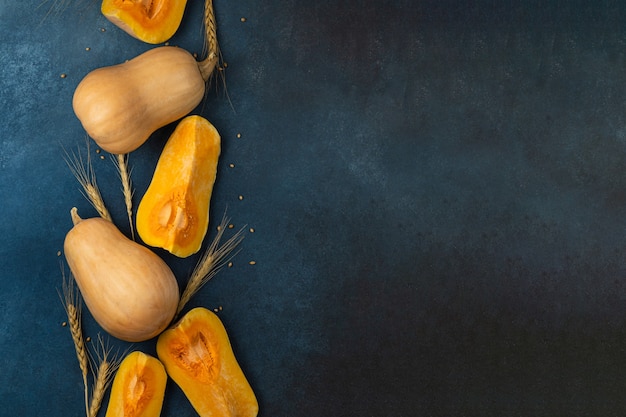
top-left (4, 0), bottom-right (626, 415)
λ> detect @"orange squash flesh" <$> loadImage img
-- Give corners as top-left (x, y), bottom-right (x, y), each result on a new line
top-left (136, 115), bottom-right (221, 258)
top-left (101, 0), bottom-right (188, 44)
top-left (105, 351), bottom-right (168, 417)
top-left (156, 307), bottom-right (258, 417)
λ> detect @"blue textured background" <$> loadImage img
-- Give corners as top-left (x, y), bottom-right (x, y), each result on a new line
top-left (3, 0), bottom-right (626, 415)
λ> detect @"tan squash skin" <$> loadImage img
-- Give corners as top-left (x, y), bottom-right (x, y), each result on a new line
top-left (72, 46), bottom-right (207, 154)
top-left (64, 208), bottom-right (179, 342)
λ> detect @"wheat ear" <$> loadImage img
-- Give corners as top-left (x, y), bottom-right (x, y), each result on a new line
top-left (113, 153), bottom-right (135, 240)
top-left (60, 272), bottom-right (90, 417)
top-left (64, 141), bottom-right (112, 222)
top-left (198, 0), bottom-right (221, 82)
top-left (88, 336), bottom-right (118, 417)
top-left (177, 213), bottom-right (246, 316)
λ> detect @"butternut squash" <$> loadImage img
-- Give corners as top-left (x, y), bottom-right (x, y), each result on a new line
top-left (72, 46), bottom-right (216, 154)
top-left (105, 351), bottom-right (167, 417)
top-left (101, 0), bottom-right (188, 44)
top-left (136, 115), bottom-right (220, 258)
top-left (73, 0), bottom-right (220, 154)
top-left (156, 307), bottom-right (258, 417)
top-left (63, 207), bottom-right (179, 342)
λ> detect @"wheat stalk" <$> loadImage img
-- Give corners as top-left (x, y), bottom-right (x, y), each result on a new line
top-left (177, 213), bottom-right (246, 316)
top-left (88, 336), bottom-right (118, 417)
top-left (113, 153), bottom-right (135, 240)
top-left (37, 0), bottom-right (73, 24)
top-left (198, 0), bottom-right (221, 82)
top-left (60, 272), bottom-right (90, 417)
top-left (88, 361), bottom-right (111, 417)
top-left (204, 0), bottom-right (219, 60)
top-left (64, 141), bottom-right (112, 222)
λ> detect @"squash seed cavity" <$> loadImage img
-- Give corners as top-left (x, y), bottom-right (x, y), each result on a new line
top-left (124, 371), bottom-right (154, 415)
top-left (170, 331), bottom-right (219, 383)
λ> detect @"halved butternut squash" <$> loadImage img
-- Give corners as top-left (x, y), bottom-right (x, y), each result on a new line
top-left (105, 351), bottom-right (167, 417)
top-left (136, 115), bottom-right (220, 258)
top-left (156, 307), bottom-right (258, 417)
top-left (101, 0), bottom-right (188, 44)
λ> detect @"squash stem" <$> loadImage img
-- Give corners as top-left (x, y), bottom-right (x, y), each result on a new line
top-left (70, 207), bottom-right (83, 226)
top-left (198, 53), bottom-right (218, 82)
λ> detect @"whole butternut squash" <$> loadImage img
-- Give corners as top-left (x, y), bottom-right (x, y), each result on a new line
top-left (105, 351), bottom-right (167, 417)
top-left (72, 46), bottom-right (216, 154)
top-left (136, 115), bottom-right (221, 258)
top-left (73, 0), bottom-right (220, 154)
top-left (64, 208), bottom-right (179, 342)
top-left (157, 307), bottom-right (258, 417)
top-left (101, 0), bottom-right (188, 44)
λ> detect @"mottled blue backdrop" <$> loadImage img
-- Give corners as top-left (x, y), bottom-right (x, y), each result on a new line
top-left (3, 0), bottom-right (626, 415)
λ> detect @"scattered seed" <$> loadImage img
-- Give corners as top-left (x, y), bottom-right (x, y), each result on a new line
top-left (228, 224), bottom-right (234, 229)
top-left (85, 47), bottom-right (91, 51)
top-left (249, 261), bottom-right (256, 265)
top-left (229, 163), bottom-right (235, 168)
top-left (214, 308), bottom-right (219, 313)
top-left (100, 155), bottom-right (105, 160)
top-left (216, 225), bottom-right (222, 231)
top-left (86, 336), bottom-right (91, 342)
top-left (95, 149), bottom-right (101, 154)
top-left (60, 73), bottom-right (67, 78)
top-left (249, 228), bottom-right (255, 233)
top-left (62, 321), bottom-right (67, 327)
top-left (240, 17), bottom-right (247, 22)
top-left (57, 250), bottom-right (62, 256)
top-left (238, 195), bottom-right (244, 200)
top-left (219, 306), bottom-right (223, 311)
top-left (237, 133), bottom-right (242, 138)
top-left (100, 28), bottom-right (106, 32)
top-left (223, 62), bottom-right (228, 68)
top-left (228, 262), bottom-right (233, 268)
